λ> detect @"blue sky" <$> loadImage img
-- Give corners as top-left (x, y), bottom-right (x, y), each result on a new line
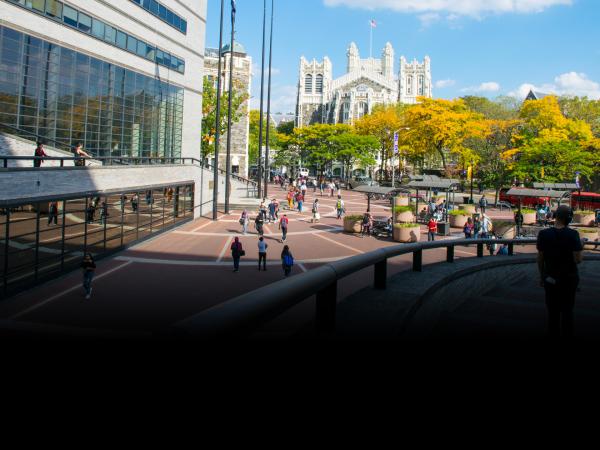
top-left (205, 0), bottom-right (600, 114)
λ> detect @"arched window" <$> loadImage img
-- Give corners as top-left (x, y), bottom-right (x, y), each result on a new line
top-left (356, 102), bottom-right (368, 119)
top-left (341, 103), bottom-right (350, 123)
top-left (305, 74), bottom-right (313, 93)
top-left (315, 74), bottom-right (323, 93)
top-left (407, 76), bottom-right (412, 95)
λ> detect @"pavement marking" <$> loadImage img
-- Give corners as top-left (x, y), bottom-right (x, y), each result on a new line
top-left (263, 224), bottom-right (272, 235)
top-left (10, 261), bottom-right (133, 320)
top-left (298, 263), bottom-right (308, 273)
top-left (313, 232), bottom-right (364, 254)
top-left (192, 221), bottom-right (214, 232)
top-left (173, 227), bottom-right (343, 237)
top-left (217, 236), bottom-right (233, 263)
top-left (114, 256), bottom-right (345, 266)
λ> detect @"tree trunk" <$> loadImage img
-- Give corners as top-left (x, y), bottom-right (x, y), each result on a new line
top-left (436, 144), bottom-right (447, 172)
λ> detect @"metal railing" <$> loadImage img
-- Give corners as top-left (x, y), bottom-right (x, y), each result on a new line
top-left (0, 122), bottom-right (74, 154)
top-left (174, 238), bottom-right (600, 338)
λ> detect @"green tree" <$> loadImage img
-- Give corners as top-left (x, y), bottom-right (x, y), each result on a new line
top-left (248, 110), bottom-right (278, 165)
top-left (462, 96), bottom-right (519, 120)
top-left (558, 96), bottom-right (600, 137)
top-left (331, 133), bottom-right (378, 182)
top-left (201, 77), bottom-right (249, 158)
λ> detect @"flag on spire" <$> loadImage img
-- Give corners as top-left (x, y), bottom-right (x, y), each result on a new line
top-left (370, 19), bottom-right (377, 28)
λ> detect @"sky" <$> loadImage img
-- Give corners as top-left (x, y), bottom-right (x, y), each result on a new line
top-left (205, 0), bottom-right (600, 114)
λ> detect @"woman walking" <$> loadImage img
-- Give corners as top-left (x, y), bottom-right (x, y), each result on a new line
top-left (240, 209), bottom-right (249, 235)
top-left (281, 245), bottom-right (294, 277)
top-left (81, 253), bottom-right (96, 300)
top-left (311, 198), bottom-right (320, 223)
top-left (230, 237), bottom-right (244, 272)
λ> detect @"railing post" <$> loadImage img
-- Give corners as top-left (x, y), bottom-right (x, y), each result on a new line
top-left (477, 243), bottom-right (484, 258)
top-left (3, 158), bottom-right (7, 168)
top-left (60, 158), bottom-right (64, 167)
top-left (508, 243), bottom-right (514, 256)
top-left (374, 259), bottom-right (387, 289)
top-left (447, 245), bottom-right (454, 263)
top-left (315, 281), bottom-right (337, 335)
top-left (413, 249), bottom-right (422, 272)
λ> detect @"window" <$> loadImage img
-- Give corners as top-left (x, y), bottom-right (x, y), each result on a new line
top-left (159, 4), bottom-right (167, 19)
top-left (104, 25), bottom-right (116, 44)
top-left (315, 74), bottom-right (323, 93)
top-left (45, 0), bottom-right (63, 19)
top-left (407, 76), bottom-right (412, 95)
top-left (78, 12), bottom-right (92, 33)
top-left (29, 0), bottom-right (45, 13)
top-left (91, 19), bottom-right (104, 39)
top-left (136, 41), bottom-right (147, 58)
top-left (418, 76), bottom-right (424, 95)
top-left (305, 74), bottom-right (313, 94)
top-left (127, 35), bottom-right (137, 53)
top-left (63, 5), bottom-right (78, 27)
top-left (130, 0), bottom-right (187, 33)
top-left (116, 31), bottom-right (127, 49)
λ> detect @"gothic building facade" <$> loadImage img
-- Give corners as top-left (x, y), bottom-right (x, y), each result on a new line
top-left (296, 42), bottom-right (432, 127)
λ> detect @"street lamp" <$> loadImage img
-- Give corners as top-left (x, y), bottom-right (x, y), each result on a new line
top-left (391, 127), bottom-right (410, 187)
top-left (212, 0), bottom-right (225, 221)
top-left (224, 0), bottom-right (236, 214)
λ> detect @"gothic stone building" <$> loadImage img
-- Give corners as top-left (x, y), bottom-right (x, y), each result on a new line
top-left (296, 42), bottom-right (432, 127)
top-left (204, 43), bottom-right (252, 177)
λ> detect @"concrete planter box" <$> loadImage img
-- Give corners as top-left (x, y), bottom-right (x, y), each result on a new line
top-left (394, 211), bottom-right (415, 223)
top-left (449, 214), bottom-right (469, 228)
top-left (393, 225), bottom-right (421, 243)
top-left (460, 204), bottom-right (476, 214)
top-left (494, 222), bottom-right (516, 239)
top-left (522, 212), bottom-right (536, 225)
top-left (393, 196), bottom-right (409, 207)
top-left (577, 229), bottom-right (599, 241)
top-left (573, 213), bottom-right (595, 227)
top-left (343, 217), bottom-right (362, 233)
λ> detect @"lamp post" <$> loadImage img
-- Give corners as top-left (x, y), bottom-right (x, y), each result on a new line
top-left (212, 0), bottom-right (225, 220)
top-left (256, 0), bottom-right (267, 198)
top-left (263, 0), bottom-right (274, 199)
top-left (391, 127), bottom-right (410, 187)
top-left (224, 0), bottom-right (236, 215)
top-left (469, 160), bottom-right (474, 204)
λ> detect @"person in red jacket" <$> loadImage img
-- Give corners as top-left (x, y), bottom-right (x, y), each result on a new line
top-left (279, 214), bottom-right (289, 243)
top-left (33, 142), bottom-right (48, 167)
top-left (428, 217), bottom-right (438, 241)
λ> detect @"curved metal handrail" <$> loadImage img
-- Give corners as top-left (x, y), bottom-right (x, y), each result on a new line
top-left (173, 237), bottom-right (599, 338)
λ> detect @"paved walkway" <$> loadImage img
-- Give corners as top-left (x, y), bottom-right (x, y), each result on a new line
top-left (0, 185), bottom-right (525, 336)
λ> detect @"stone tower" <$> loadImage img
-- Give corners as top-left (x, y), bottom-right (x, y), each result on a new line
top-left (398, 55), bottom-right (432, 104)
top-left (296, 56), bottom-right (333, 127)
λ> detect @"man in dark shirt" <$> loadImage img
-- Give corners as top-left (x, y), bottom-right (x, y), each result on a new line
top-left (536, 206), bottom-right (583, 339)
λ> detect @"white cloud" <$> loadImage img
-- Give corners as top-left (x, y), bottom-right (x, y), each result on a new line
top-left (252, 63), bottom-right (281, 77)
top-left (461, 82), bottom-right (501, 93)
top-left (323, 0), bottom-right (572, 18)
top-left (435, 79), bottom-right (456, 89)
top-left (509, 72), bottom-right (600, 99)
top-left (250, 84), bottom-right (297, 114)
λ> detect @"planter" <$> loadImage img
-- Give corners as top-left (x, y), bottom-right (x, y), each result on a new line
top-left (394, 211), bottom-right (415, 223)
top-left (494, 222), bottom-right (516, 239)
top-left (343, 217), bottom-right (362, 234)
top-left (573, 213), bottom-right (595, 227)
top-left (522, 212), bottom-right (536, 225)
top-left (460, 204), bottom-right (476, 214)
top-left (393, 225), bottom-right (421, 243)
top-left (576, 228), bottom-right (599, 242)
top-left (393, 196), bottom-right (409, 207)
top-left (449, 214), bottom-right (469, 228)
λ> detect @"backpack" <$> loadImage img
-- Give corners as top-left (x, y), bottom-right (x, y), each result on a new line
top-left (336, 200), bottom-right (342, 209)
top-left (283, 254), bottom-right (294, 267)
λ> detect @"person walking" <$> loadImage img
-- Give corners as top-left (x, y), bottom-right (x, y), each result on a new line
top-left (268, 199), bottom-right (277, 223)
top-left (463, 217), bottom-right (474, 239)
top-left (287, 190), bottom-right (294, 210)
top-left (81, 253), bottom-right (96, 300)
top-left (281, 245), bottom-right (294, 277)
top-left (47, 201), bottom-right (59, 226)
top-left (240, 209), bottom-right (249, 235)
top-left (33, 142), bottom-right (48, 168)
top-left (473, 216), bottom-right (482, 239)
top-left (86, 202), bottom-right (96, 223)
top-left (279, 214), bottom-right (289, 243)
top-left (329, 181), bottom-right (336, 197)
top-left (536, 206), bottom-right (583, 339)
top-left (259, 200), bottom-right (268, 222)
top-left (100, 201), bottom-right (109, 226)
top-left (427, 216), bottom-right (437, 241)
top-left (257, 236), bottom-right (268, 271)
top-left (230, 237), bottom-right (244, 272)
top-left (72, 141), bottom-right (91, 166)
top-left (254, 213), bottom-right (264, 237)
top-left (131, 193), bottom-right (139, 212)
top-left (311, 198), bottom-right (320, 223)
top-left (120, 194), bottom-right (128, 213)
top-left (336, 195), bottom-right (345, 220)
top-left (361, 212), bottom-right (373, 238)
top-left (296, 191), bottom-right (304, 214)
top-left (479, 195), bottom-right (488, 214)
top-left (273, 198), bottom-right (280, 220)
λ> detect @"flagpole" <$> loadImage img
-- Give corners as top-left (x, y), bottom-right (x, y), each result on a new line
top-left (369, 21), bottom-right (372, 58)
top-left (224, 0), bottom-right (236, 215)
top-left (212, 0), bottom-right (225, 221)
top-left (257, 0), bottom-right (267, 199)
top-left (263, 0), bottom-right (274, 199)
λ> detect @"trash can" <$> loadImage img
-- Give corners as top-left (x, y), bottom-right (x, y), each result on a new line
top-left (437, 221), bottom-right (450, 236)
top-left (463, 196), bottom-right (470, 204)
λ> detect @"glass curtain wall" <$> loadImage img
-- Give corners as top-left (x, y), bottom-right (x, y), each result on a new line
top-left (0, 25), bottom-right (183, 158)
top-left (0, 184), bottom-right (194, 299)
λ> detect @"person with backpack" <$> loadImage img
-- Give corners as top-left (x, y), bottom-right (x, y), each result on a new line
top-left (240, 209), bottom-right (249, 234)
top-left (255, 213), bottom-right (264, 237)
top-left (463, 217), bottom-right (474, 239)
top-left (536, 205), bottom-right (584, 339)
top-left (479, 195), bottom-right (488, 214)
top-left (33, 142), bottom-right (48, 168)
top-left (279, 214), bottom-right (289, 243)
top-left (281, 245), bottom-right (294, 277)
top-left (257, 236), bottom-right (268, 271)
top-left (311, 199), bottom-right (320, 223)
top-left (81, 253), bottom-right (96, 300)
top-left (230, 237), bottom-right (244, 272)
top-left (336, 196), bottom-right (345, 219)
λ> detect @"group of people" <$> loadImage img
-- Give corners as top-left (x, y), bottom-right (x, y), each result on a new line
top-left (33, 141), bottom-right (91, 167)
top-left (230, 237), bottom-right (295, 277)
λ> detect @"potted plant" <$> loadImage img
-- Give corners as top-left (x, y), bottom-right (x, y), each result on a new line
top-left (460, 204), bottom-right (476, 214)
top-left (521, 208), bottom-right (537, 225)
top-left (343, 214), bottom-right (363, 233)
top-left (573, 210), bottom-right (596, 227)
top-left (393, 196), bottom-right (409, 207)
top-left (493, 220), bottom-right (516, 239)
top-left (393, 222), bottom-right (421, 243)
top-left (449, 209), bottom-right (470, 228)
top-left (393, 205), bottom-right (415, 223)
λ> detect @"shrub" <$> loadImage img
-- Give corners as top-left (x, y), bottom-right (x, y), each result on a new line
top-left (577, 227), bottom-right (599, 233)
top-left (520, 208), bottom-right (536, 214)
top-left (575, 210), bottom-right (595, 215)
top-left (449, 209), bottom-right (468, 216)
top-left (393, 206), bottom-right (414, 214)
top-left (345, 215), bottom-right (363, 221)
top-left (394, 222), bottom-right (420, 228)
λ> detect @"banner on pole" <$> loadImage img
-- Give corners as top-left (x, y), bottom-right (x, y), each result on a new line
top-left (393, 132), bottom-right (399, 154)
